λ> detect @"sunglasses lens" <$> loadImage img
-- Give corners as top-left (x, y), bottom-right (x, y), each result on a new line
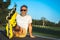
top-left (21, 10), bottom-right (26, 11)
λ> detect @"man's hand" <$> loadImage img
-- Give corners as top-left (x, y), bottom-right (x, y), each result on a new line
top-left (30, 35), bottom-right (36, 38)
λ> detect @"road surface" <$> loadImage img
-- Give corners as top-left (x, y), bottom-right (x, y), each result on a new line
top-left (0, 30), bottom-right (60, 40)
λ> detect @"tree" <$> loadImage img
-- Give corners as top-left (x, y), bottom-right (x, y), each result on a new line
top-left (41, 17), bottom-right (46, 26)
top-left (57, 21), bottom-right (60, 27)
top-left (0, 0), bottom-right (11, 26)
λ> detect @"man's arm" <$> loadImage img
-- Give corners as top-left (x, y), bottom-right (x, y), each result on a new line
top-left (28, 23), bottom-right (35, 38)
top-left (29, 23), bottom-right (32, 37)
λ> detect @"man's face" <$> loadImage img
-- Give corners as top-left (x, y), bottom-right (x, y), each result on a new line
top-left (21, 7), bottom-right (27, 15)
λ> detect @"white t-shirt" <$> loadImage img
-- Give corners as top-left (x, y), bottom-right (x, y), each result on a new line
top-left (16, 14), bottom-right (32, 33)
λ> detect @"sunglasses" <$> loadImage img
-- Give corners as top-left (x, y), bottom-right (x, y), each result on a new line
top-left (21, 9), bottom-right (27, 11)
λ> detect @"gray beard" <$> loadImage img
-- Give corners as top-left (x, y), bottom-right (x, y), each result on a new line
top-left (20, 14), bottom-right (26, 16)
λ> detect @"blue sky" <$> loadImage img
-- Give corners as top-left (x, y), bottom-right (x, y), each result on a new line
top-left (4, 0), bottom-right (60, 23)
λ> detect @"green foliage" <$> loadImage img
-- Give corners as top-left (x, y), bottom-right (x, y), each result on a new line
top-left (32, 19), bottom-right (60, 27)
top-left (0, 0), bottom-right (11, 25)
top-left (33, 26), bottom-right (60, 38)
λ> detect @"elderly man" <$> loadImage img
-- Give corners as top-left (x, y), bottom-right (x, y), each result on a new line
top-left (13, 5), bottom-right (35, 38)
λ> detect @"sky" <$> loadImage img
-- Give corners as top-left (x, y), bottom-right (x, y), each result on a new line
top-left (4, 0), bottom-right (60, 23)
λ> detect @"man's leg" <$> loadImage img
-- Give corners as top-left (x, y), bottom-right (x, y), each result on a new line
top-left (19, 28), bottom-right (27, 38)
top-left (13, 26), bottom-right (27, 38)
top-left (13, 25), bottom-right (23, 37)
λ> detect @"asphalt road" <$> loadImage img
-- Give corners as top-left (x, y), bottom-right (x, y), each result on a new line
top-left (11, 35), bottom-right (56, 40)
top-left (0, 34), bottom-right (53, 40)
top-left (0, 30), bottom-right (60, 40)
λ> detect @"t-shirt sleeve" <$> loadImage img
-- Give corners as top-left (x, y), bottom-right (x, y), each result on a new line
top-left (29, 16), bottom-right (32, 24)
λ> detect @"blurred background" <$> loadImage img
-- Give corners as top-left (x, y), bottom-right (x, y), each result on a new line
top-left (0, 0), bottom-right (60, 39)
